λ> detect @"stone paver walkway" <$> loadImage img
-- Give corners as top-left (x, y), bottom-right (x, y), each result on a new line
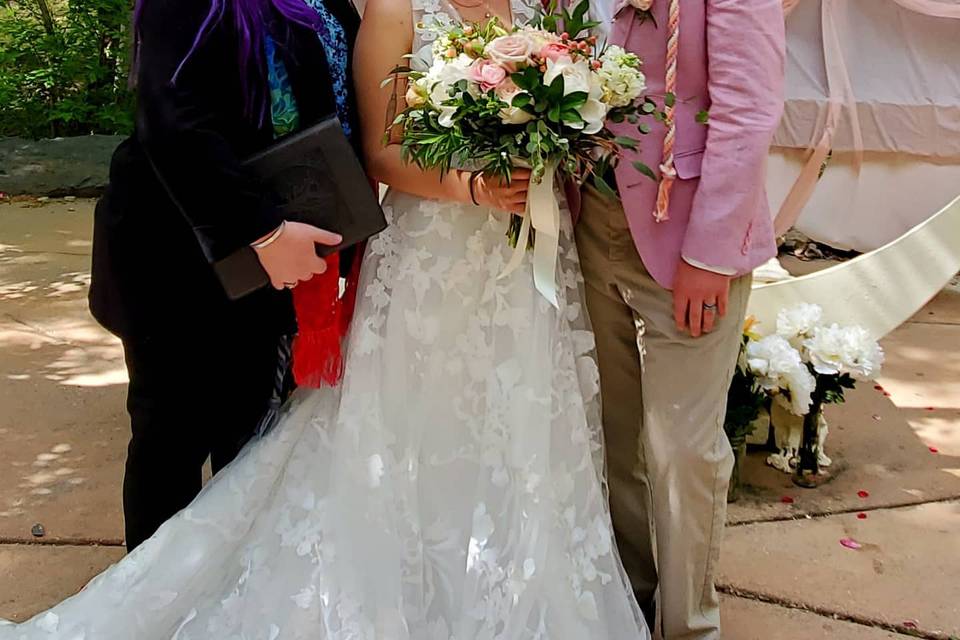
top-left (1, 199), bottom-right (958, 638)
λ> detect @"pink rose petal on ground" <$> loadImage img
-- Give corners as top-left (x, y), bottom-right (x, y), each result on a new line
top-left (902, 620), bottom-right (919, 629)
top-left (840, 537), bottom-right (863, 550)
top-left (929, 446), bottom-right (939, 453)
top-left (874, 384), bottom-right (884, 391)
top-left (857, 490), bottom-right (870, 498)
top-left (857, 512), bottom-right (868, 519)
top-left (925, 407), bottom-right (935, 411)
top-left (780, 496), bottom-right (795, 504)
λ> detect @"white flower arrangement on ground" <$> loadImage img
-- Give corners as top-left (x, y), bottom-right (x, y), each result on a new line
top-left (725, 304), bottom-right (885, 480)
top-left (747, 303), bottom-right (885, 416)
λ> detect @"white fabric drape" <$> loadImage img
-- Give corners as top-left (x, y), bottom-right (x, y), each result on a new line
top-left (771, 0), bottom-right (960, 238)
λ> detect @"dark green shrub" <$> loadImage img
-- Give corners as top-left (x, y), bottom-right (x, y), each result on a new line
top-left (0, 0), bottom-right (134, 138)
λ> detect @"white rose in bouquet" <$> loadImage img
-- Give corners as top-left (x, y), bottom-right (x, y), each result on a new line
top-left (776, 303), bottom-right (823, 345)
top-left (543, 56), bottom-right (608, 134)
top-left (747, 335), bottom-right (816, 416)
top-left (804, 324), bottom-right (884, 380)
top-left (597, 46), bottom-right (646, 108)
top-left (544, 55), bottom-right (594, 95)
top-left (577, 95), bottom-right (609, 134)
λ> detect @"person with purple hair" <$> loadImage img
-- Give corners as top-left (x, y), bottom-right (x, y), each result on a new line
top-left (86, 0), bottom-right (362, 551)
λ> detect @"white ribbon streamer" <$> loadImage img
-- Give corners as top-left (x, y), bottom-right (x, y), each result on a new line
top-left (498, 163), bottom-right (561, 308)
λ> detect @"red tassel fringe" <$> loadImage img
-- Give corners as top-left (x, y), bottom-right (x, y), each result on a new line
top-left (290, 246), bottom-right (364, 388)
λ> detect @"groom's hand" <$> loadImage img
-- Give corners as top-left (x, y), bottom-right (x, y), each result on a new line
top-left (672, 261), bottom-right (731, 338)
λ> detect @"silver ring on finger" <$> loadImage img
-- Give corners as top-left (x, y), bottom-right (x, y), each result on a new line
top-left (703, 301), bottom-right (718, 312)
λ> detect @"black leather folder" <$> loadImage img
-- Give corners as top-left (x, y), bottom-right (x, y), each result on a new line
top-left (214, 115), bottom-right (387, 300)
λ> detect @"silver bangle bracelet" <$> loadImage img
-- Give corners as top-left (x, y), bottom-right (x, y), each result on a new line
top-left (251, 220), bottom-right (285, 250)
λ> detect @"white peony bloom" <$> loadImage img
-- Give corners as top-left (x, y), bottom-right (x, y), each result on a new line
top-left (803, 324), bottom-right (884, 380)
top-left (746, 335), bottom-right (816, 416)
top-left (747, 335), bottom-right (803, 390)
top-left (783, 363), bottom-right (817, 416)
top-left (425, 54), bottom-right (474, 104)
top-left (422, 54), bottom-right (476, 127)
top-left (597, 45), bottom-right (646, 107)
top-left (776, 303), bottom-right (823, 344)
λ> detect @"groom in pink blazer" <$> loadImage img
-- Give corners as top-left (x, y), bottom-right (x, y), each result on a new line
top-left (576, 0), bottom-right (785, 637)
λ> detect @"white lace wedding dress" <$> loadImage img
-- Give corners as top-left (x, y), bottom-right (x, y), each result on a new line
top-left (1, 2), bottom-right (649, 638)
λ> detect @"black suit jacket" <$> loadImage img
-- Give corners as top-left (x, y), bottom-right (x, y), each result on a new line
top-left (89, 0), bottom-right (361, 339)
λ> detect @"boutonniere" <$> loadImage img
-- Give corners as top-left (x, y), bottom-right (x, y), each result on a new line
top-left (615, 0), bottom-right (657, 26)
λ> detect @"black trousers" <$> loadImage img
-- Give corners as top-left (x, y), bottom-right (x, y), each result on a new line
top-left (120, 331), bottom-right (289, 551)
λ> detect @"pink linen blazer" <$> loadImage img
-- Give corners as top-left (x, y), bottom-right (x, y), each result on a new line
top-left (605, 0), bottom-right (786, 288)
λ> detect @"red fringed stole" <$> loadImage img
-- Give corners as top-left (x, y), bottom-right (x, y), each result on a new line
top-left (290, 246), bottom-right (364, 388)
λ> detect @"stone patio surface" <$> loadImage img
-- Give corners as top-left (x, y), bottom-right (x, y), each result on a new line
top-left (2, 199), bottom-right (958, 638)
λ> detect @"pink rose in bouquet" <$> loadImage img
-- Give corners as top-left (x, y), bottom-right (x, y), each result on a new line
top-left (495, 78), bottom-right (534, 124)
top-left (486, 34), bottom-right (534, 71)
top-left (539, 42), bottom-right (571, 62)
top-left (470, 59), bottom-right (509, 92)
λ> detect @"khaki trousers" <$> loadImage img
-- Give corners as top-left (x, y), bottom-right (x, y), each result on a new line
top-left (575, 185), bottom-right (750, 640)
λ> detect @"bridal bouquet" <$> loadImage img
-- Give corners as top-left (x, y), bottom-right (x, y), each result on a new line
top-left (389, 0), bottom-right (659, 304)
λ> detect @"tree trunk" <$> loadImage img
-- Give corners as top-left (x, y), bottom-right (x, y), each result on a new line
top-left (35, 0), bottom-right (56, 35)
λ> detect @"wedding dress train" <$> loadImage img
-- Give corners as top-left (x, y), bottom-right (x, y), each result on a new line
top-left (1, 0), bottom-right (650, 636)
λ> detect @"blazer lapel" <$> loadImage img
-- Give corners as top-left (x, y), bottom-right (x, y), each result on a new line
top-left (611, 9), bottom-right (635, 47)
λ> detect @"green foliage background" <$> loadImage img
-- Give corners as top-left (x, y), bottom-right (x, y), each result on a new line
top-left (0, 0), bottom-right (134, 138)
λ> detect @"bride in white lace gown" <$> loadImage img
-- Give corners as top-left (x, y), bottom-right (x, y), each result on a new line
top-left (1, 0), bottom-right (650, 637)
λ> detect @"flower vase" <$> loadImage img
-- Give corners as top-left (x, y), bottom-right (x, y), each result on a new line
top-left (727, 437), bottom-right (748, 503)
top-left (793, 399), bottom-right (828, 488)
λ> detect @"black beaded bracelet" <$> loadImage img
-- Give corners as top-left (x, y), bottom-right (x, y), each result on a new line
top-left (468, 170), bottom-right (482, 207)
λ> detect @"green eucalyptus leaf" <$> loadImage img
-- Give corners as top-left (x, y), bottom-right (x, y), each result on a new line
top-left (632, 161), bottom-right (659, 182)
